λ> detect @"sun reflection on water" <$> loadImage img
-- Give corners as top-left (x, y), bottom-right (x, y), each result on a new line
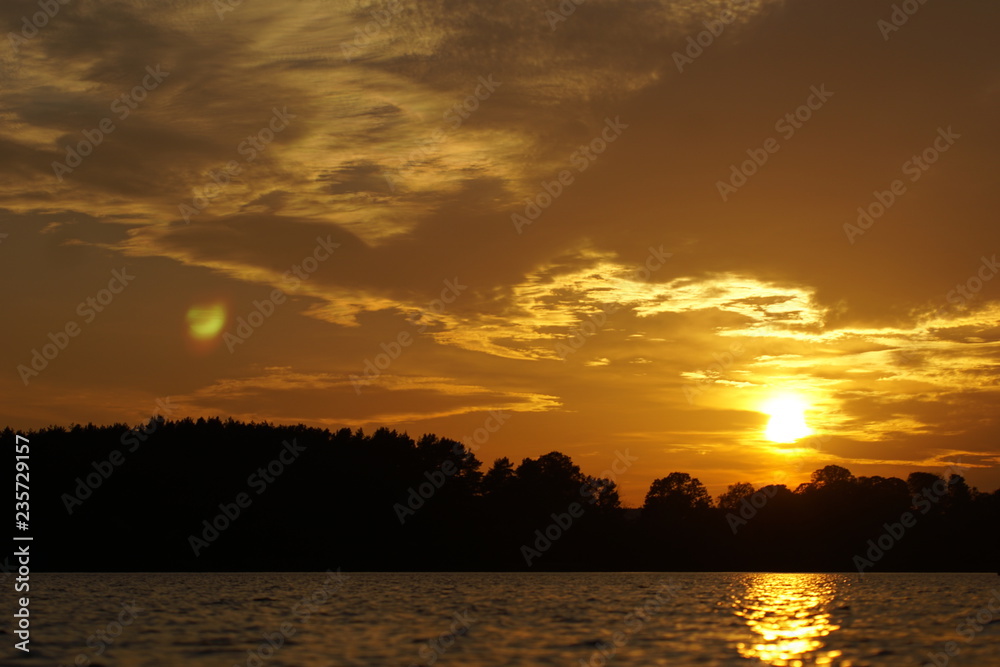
top-left (732, 574), bottom-right (847, 666)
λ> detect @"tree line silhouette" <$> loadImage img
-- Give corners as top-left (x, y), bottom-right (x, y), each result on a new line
top-left (10, 418), bottom-right (998, 572)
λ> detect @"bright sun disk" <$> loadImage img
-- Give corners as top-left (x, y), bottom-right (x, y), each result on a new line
top-left (762, 395), bottom-right (812, 443)
top-left (186, 303), bottom-right (227, 340)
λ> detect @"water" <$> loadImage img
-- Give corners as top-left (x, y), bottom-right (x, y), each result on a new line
top-left (7, 572), bottom-right (999, 666)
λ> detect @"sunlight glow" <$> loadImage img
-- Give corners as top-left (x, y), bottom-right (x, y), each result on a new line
top-left (186, 303), bottom-right (227, 341)
top-left (762, 395), bottom-right (812, 443)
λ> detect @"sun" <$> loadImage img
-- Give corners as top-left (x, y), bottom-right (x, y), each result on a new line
top-left (762, 395), bottom-right (812, 443)
top-left (186, 302), bottom-right (227, 341)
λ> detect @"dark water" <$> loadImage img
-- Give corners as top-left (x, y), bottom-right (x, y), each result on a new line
top-left (6, 572), bottom-right (1000, 666)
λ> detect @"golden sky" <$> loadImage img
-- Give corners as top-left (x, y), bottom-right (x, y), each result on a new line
top-left (3, 0), bottom-right (1000, 504)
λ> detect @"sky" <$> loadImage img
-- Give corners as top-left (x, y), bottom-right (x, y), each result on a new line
top-left (3, 0), bottom-right (1000, 505)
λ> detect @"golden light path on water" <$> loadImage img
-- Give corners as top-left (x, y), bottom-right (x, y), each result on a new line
top-left (732, 574), bottom-right (845, 666)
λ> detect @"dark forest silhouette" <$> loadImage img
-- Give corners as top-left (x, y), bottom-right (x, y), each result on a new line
top-left (9, 419), bottom-right (998, 572)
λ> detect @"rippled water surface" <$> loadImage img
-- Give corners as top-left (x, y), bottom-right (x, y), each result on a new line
top-left (7, 572), bottom-right (1000, 666)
